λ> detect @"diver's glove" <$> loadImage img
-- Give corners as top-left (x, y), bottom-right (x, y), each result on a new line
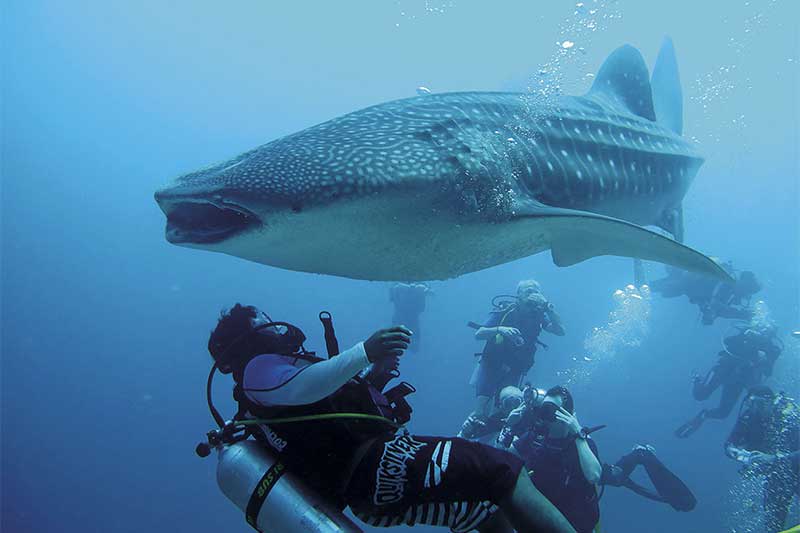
top-left (364, 326), bottom-right (412, 363)
top-left (458, 415), bottom-right (487, 440)
top-left (496, 326), bottom-right (525, 347)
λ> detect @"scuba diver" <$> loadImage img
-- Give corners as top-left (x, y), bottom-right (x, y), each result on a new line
top-left (497, 386), bottom-right (696, 523)
top-left (649, 261), bottom-right (761, 325)
top-left (199, 303), bottom-right (576, 533)
top-left (506, 386), bottom-right (603, 533)
top-left (459, 279), bottom-right (565, 440)
top-left (725, 386), bottom-right (800, 532)
top-left (675, 323), bottom-right (783, 438)
top-left (459, 386), bottom-right (525, 445)
top-left (389, 282), bottom-right (432, 352)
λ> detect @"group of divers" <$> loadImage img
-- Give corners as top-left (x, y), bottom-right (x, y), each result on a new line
top-left (198, 260), bottom-right (799, 533)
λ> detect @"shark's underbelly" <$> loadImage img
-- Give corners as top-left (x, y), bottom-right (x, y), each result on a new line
top-left (209, 193), bottom-right (553, 281)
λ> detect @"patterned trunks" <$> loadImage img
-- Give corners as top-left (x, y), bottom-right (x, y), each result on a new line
top-left (346, 434), bottom-right (523, 532)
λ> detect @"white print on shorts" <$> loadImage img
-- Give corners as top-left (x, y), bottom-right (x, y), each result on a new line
top-left (373, 435), bottom-right (427, 505)
top-left (424, 440), bottom-right (452, 488)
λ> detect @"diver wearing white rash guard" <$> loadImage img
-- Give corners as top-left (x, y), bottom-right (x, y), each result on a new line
top-left (207, 303), bottom-right (576, 533)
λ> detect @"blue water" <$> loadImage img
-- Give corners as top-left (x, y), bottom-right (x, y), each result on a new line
top-left (2, 2), bottom-right (798, 532)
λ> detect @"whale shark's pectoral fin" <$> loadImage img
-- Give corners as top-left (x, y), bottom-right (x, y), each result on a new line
top-left (513, 202), bottom-right (731, 281)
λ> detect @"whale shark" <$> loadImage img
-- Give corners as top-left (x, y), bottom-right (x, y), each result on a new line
top-left (155, 38), bottom-right (728, 281)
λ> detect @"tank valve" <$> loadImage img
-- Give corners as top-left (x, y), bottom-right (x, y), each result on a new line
top-left (196, 428), bottom-right (224, 458)
top-left (196, 442), bottom-right (212, 458)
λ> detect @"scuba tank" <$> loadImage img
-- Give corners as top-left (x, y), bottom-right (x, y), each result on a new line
top-left (215, 439), bottom-right (362, 533)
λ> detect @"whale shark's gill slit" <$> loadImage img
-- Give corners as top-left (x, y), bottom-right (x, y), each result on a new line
top-left (165, 202), bottom-right (259, 244)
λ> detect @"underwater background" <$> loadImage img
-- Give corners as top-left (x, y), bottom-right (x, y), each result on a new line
top-left (2, 1), bottom-right (798, 532)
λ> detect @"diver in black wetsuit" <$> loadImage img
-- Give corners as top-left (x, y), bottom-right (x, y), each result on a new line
top-left (725, 386), bottom-right (800, 532)
top-left (459, 280), bottom-right (565, 440)
top-left (601, 445), bottom-right (696, 512)
top-left (508, 386), bottom-right (603, 533)
top-left (650, 261), bottom-right (761, 325)
top-left (497, 388), bottom-right (696, 515)
top-left (675, 324), bottom-right (782, 438)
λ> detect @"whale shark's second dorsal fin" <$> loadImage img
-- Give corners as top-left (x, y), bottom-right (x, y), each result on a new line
top-left (650, 36), bottom-right (683, 135)
top-left (587, 44), bottom-right (656, 121)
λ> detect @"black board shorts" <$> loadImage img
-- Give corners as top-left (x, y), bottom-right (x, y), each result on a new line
top-left (346, 434), bottom-right (523, 532)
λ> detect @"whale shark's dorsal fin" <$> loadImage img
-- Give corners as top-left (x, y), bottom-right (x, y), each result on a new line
top-left (587, 44), bottom-right (656, 121)
top-left (650, 36), bottom-right (683, 135)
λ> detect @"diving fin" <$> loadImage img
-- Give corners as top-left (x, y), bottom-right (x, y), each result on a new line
top-left (674, 410), bottom-right (707, 439)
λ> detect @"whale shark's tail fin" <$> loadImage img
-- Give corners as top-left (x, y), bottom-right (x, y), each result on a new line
top-left (651, 36), bottom-right (683, 135)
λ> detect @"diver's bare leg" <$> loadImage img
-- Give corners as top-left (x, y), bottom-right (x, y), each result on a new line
top-left (499, 470), bottom-right (576, 533)
top-left (459, 396), bottom-right (493, 438)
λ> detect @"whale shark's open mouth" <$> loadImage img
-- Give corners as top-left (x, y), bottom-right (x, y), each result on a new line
top-left (163, 201), bottom-right (260, 244)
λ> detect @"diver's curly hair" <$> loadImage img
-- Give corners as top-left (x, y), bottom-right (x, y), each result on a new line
top-left (208, 303), bottom-right (259, 363)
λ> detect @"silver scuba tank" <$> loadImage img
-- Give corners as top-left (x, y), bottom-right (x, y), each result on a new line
top-left (216, 440), bottom-right (363, 533)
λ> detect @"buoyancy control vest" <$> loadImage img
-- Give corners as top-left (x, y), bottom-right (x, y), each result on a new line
top-left (233, 362), bottom-right (414, 507)
top-left (520, 427), bottom-right (601, 533)
top-left (481, 305), bottom-right (546, 372)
